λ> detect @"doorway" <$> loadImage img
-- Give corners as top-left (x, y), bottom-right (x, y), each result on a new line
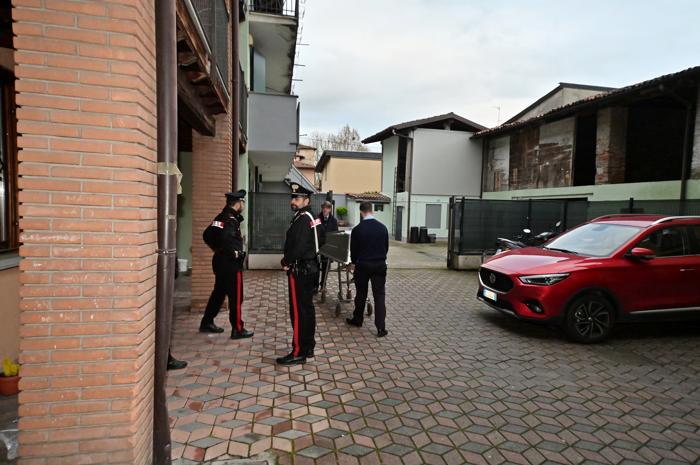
top-left (395, 206), bottom-right (403, 241)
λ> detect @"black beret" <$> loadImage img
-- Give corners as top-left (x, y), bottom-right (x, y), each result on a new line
top-left (225, 189), bottom-right (247, 200)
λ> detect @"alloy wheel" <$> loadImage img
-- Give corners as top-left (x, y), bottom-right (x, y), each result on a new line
top-left (572, 300), bottom-right (611, 339)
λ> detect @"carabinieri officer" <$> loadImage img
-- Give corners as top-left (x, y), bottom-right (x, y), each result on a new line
top-left (277, 184), bottom-right (320, 365)
top-left (199, 190), bottom-right (254, 340)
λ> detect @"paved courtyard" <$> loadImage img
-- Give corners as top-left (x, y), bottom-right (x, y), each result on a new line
top-left (169, 269), bottom-right (700, 465)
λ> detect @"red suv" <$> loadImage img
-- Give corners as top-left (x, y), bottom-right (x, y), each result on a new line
top-left (477, 215), bottom-right (700, 343)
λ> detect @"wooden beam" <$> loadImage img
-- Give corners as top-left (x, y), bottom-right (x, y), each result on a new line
top-left (177, 67), bottom-right (216, 136)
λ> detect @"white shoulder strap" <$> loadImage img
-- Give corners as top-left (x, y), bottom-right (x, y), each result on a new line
top-left (303, 211), bottom-right (320, 254)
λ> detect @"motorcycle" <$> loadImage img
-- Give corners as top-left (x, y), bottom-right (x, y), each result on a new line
top-left (494, 221), bottom-right (562, 255)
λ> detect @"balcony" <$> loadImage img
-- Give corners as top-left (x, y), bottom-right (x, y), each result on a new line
top-left (248, 92), bottom-right (298, 179)
top-left (248, 0), bottom-right (298, 94)
top-left (176, 0), bottom-right (231, 135)
top-left (248, 0), bottom-right (298, 17)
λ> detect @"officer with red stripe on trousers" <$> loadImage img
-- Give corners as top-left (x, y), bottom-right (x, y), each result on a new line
top-left (199, 190), bottom-right (254, 340)
top-left (277, 183), bottom-right (320, 366)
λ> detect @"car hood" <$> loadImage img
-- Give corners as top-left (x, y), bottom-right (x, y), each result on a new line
top-left (485, 247), bottom-right (591, 274)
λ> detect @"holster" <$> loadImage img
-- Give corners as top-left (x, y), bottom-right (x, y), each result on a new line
top-left (293, 259), bottom-right (318, 276)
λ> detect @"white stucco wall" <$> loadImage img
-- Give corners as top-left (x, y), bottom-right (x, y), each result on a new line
top-left (481, 179), bottom-right (700, 201)
top-left (345, 201), bottom-right (392, 230)
top-left (515, 87), bottom-right (608, 122)
top-left (410, 128), bottom-right (482, 196)
top-left (381, 136), bottom-right (399, 195)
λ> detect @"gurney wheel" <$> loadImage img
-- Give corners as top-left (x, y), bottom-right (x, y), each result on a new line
top-left (346, 290), bottom-right (352, 300)
top-left (367, 302), bottom-right (373, 316)
top-left (337, 291), bottom-right (343, 300)
top-left (335, 303), bottom-right (341, 317)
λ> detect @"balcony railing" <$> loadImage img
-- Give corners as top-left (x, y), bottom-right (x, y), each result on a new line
top-left (191, 0), bottom-right (229, 86)
top-left (248, 0), bottom-right (298, 17)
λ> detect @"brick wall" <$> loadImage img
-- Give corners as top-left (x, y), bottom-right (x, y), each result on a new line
top-left (508, 126), bottom-right (539, 190)
top-left (13, 1), bottom-right (157, 464)
top-left (536, 117), bottom-right (574, 188)
top-left (190, 0), bottom-right (233, 313)
top-left (190, 114), bottom-right (233, 312)
top-left (596, 106), bottom-right (628, 184)
top-left (692, 86), bottom-right (700, 179)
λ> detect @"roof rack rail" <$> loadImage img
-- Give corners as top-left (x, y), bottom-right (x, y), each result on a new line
top-left (591, 214), bottom-right (655, 221)
top-left (652, 216), bottom-right (700, 225)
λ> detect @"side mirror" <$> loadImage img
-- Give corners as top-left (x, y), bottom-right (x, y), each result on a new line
top-left (627, 247), bottom-right (655, 260)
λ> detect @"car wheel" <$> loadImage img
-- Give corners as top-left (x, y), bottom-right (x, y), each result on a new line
top-left (564, 293), bottom-right (615, 343)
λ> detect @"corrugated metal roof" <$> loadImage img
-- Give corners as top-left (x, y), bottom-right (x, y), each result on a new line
top-left (285, 165), bottom-right (318, 193)
top-left (473, 66), bottom-right (700, 139)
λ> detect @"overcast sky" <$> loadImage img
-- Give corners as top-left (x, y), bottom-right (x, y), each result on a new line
top-left (293, 0), bottom-right (700, 149)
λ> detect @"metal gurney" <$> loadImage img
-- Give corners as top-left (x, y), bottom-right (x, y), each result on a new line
top-left (318, 231), bottom-right (373, 317)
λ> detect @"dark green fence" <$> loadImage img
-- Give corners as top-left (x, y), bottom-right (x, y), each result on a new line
top-left (248, 192), bottom-right (326, 252)
top-left (447, 197), bottom-right (700, 265)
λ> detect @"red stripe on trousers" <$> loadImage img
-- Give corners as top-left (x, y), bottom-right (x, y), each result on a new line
top-left (236, 271), bottom-right (242, 331)
top-left (289, 273), bottom-right (300, 356)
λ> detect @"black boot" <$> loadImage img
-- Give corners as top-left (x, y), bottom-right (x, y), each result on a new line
top-left (276, 352), bottom-right (306, 366)
top-left (231, 328), bottom-right (254, 339)
top-left (346, 318), bottom-right (362, 327)
top-left (167, 353), bottom-right (188, 370)
top-left (199, 322), bottom-right (224, 333)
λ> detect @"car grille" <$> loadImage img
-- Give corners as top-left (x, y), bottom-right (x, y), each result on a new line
top-left (479, 267), bottom-right (513, 293)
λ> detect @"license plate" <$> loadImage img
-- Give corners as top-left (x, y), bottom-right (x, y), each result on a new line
top-left (483, 289), bottom-right (497, 302)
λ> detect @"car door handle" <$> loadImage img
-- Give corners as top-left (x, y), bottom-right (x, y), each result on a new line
top-left (680, 268), bottom-right (696, 272)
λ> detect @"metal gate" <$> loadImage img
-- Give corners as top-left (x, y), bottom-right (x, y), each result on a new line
top-left (248, 192), bottom-right (326, 252)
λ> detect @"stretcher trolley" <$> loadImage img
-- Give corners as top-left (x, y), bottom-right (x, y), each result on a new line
top-left (318, 231), bottom-right (373, 317)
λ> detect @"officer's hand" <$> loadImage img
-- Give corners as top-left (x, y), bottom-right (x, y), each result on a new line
top-left (348, 264), bottom-right (355, 273)
top-left (282, 266), bottom-right (290, 272)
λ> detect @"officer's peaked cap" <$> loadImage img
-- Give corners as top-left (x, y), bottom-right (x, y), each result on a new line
top-left (225, 189), bottom-right (247, 200)
top-left (290, 183), bottom-right (312, 198)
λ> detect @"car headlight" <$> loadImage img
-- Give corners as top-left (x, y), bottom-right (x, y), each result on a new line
top-left (519, 273), bottom-right (570, 286)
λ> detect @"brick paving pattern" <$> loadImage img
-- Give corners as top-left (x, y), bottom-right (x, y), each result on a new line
top-left (169, 270), bottom-right (700, 465)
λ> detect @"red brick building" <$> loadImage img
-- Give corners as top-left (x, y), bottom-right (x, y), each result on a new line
top-left (0, 0), bottom-right (300, 463)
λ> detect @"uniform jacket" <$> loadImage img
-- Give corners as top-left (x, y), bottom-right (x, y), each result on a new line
top-left (282, 206), bottom-right (320, 266)
top-left (317, 213), bottom-right (338, 246)
top-left (209, 207), bottom-right (244, 259)
top-left (350, 217), bottom-right (389, 264)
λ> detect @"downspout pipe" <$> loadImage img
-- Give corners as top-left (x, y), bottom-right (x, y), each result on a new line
top-left (392, 129), bottom-right (414, 241)
top-left (231, 0), bottom-right (240, 191)
top-left (154, 0), bottom-right (178, 463)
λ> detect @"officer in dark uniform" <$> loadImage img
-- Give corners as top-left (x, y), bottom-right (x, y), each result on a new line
top-left (277, 183), bottom-right (320, 366)
top-left (199, 190), bottom-right (254, 340)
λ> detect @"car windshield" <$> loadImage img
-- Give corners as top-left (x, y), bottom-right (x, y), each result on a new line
top-left (544, 223), bottom-right (642, 257)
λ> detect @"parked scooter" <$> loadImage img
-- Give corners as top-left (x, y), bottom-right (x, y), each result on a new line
top-left (494, 221), bottom-right (562, 254)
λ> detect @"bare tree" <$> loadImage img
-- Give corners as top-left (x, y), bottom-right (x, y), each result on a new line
top-left (308, 124), bottom-right (369, 160)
